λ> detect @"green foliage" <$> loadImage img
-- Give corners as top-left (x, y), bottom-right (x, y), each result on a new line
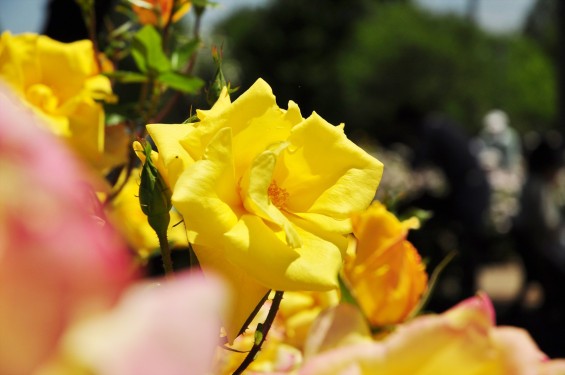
top-left (105, 70), bottom-right (148, 83)
top-left (213, 0), bottom-right (371, 126)
top-left (338, 3), bottom-right (556, 135)
top-left (157, 71), bottom-right (204, 93)
top-left (216, 1), bottom-right (556, 138)
top-left (488, 36), bottom-right (556, 131)
top-left (171, 38), bottom-right (200, 71)
top-left (132, 25), bottom-right (171, 74)
top-left (523, 0), bottom-right (557, 59)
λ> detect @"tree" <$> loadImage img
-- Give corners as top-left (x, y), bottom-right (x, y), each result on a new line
top-left (213, 0), bottom-right (372, 126)
top-left (215, 1), bottom-right (556, 140)
top-left (337, 3), bottom-right (555, 138)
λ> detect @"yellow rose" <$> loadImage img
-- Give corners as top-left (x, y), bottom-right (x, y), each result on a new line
top-left (344, 201), bottom-right (427, 327)
top-left (0, 32), bottom-right (115, 170)
top-left (140, 79), bottom-right (383, 341)
top-left (278, 290), bottom-right (340, 350)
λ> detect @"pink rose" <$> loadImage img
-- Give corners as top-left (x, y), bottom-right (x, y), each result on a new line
top-left (300, 293), bottom-right (565, 375)
top-left (59, 271), bottom-right (227, 375)
top-left (0, 85), bottom-right (134, 375)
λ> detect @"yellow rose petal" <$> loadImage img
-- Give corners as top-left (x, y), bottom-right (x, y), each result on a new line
top-left (147, 123), bottom-right (195, 189)
top-left (193, 244), bottom-right (269, 343)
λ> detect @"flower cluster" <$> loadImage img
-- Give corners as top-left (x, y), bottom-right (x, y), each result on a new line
top-left (1, 1), bottom-right (565, 374)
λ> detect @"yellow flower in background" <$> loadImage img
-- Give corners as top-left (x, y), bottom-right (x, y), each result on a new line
top-left (132, 0), bottom-right (192, 27)
top-left (142, 79), bottom-right (383, 341)
top-left (0, 32), bottom-right (116, 171)
top-left (344, 201), bottom-right (427, 327)
top-left (105, 168), bottom-right (188, 260)
top-left (217, 298), bottom-right (303, 375)
top-left (277, 290), bottom-right (340, 350)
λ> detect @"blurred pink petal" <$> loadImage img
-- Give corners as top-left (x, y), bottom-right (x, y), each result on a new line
top-left (303, 303), bottom-right (372, 360)
top-left (63, 271), bottom-right (227, 375)
top-left (539, 359), bottom-right (565, 375)
top-left (300, 293), bottom-right (561, 375)
top-left (0, 84), bottom-right (134, 375)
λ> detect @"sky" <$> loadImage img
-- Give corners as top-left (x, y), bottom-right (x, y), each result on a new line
top-left (416, 0), bottom-right (536, 33)
top-left (0, 0), bottom-right (537, 35)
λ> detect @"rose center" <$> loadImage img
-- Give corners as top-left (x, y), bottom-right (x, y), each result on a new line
top-left (268, 180), bottom-right (289, 210)
top-left (26, 84), bottom-right (59, 113)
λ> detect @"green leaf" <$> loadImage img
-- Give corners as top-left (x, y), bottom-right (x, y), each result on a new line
top-left (131, 25), bottom-right (171, 74)
top-left (171, 39), bottom-right (200, 71)
top-left (105, 70), bottom-right (148, 83)
top-left (157, 71), bottom-right (204, 93)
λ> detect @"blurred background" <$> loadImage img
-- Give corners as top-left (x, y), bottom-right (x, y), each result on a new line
top-left (3, 0), bottom-right (565, 357)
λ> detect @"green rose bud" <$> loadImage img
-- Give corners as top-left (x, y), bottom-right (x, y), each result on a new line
top-left (139, 141), bottom-right (172, 235)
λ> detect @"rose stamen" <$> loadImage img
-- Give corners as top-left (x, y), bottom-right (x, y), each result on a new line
top-left (268, 180), bottom-right (289, 210)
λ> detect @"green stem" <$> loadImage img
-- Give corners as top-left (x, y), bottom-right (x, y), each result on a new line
top-left (157, 231), bottom-right (174, 276)
top-left (232, 291), bottom-right (284, 375)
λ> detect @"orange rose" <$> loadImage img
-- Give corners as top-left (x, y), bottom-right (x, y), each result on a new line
top-left (344, 201), bottom-right (427, 327)
top-left (132, 0), bottom-right (192, 27)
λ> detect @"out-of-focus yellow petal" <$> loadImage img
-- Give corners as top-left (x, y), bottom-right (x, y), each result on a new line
top-left (67, 99), bottom-right (104, 154)
top-left (171, 0), bottom-right (192, 22)
top-left (277, 290), bottom-right (340, 350)
top-left (0, 32), bottom-right (116, 172)
top-left (36, 38), bottom-right (98, 103)
top-left (0, 32), bottom-right (40, 90)
top-left (84, 75), bottom-right (113, 101)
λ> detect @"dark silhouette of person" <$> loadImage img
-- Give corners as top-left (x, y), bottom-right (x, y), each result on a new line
top-left (394, 105), bottom-right (491, 306)
top-left (513, 134), bottom-right (565, 314)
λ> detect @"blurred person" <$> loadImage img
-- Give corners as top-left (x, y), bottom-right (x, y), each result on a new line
top-left (474, 110), bottom-right (524, 234)
top-left (477, 109), bottom-right (523, 172)
top-left (513, 133), bottom-right (565, 314)
top-left (393, 105), bottom-right (491, 306)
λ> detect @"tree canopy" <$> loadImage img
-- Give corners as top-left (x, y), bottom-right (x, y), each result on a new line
top-left (213, 1), bottom-right (556, 141)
